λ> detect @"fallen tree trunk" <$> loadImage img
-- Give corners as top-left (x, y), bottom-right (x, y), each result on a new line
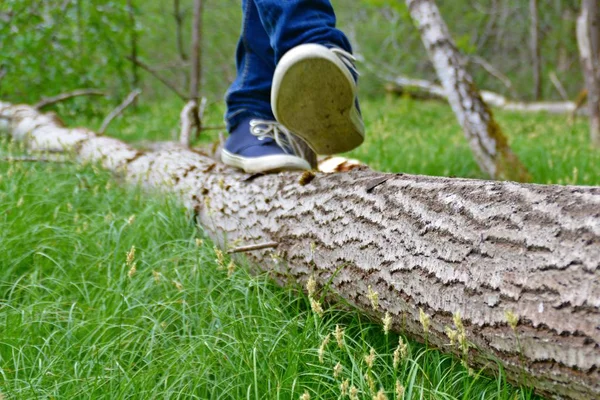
top-left (0, 101), bottom-right (599, 400)
top-left (385, 78), bottom-right (584, 115)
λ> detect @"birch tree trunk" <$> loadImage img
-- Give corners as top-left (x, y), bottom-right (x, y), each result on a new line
top-left (577, 0), bottom-right (600, 148)
top-left (405, 0), bottom-right (531, 182)
top-left (0, 102), bottom-right (599, 400)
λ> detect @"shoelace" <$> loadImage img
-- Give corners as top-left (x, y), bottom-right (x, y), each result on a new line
top-left (249, 119), bottom-right (306, 159)
top-left (330, 47), bottom-right (360, 77)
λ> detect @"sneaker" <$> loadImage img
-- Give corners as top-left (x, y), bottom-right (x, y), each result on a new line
top-left (272, 43), bottom-right (365, 155)
top-left (221, 117), bottom-right (312, 173)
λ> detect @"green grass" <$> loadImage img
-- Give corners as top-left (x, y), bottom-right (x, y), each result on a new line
top-left (0, 127), bottom-right (539, 399)
top-left (2, 96), bottom-right (595, 399)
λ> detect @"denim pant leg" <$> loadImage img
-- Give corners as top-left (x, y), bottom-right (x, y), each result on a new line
top-left (225, 0), bottom-right (277, 131)
top-left (225, 0), bottom-right (353, 131)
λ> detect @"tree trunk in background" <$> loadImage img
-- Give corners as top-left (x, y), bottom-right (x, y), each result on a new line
top-left (188, 0), bottom-right (204, 138)
top-left (577, 0), bottom-right (600, 148)
top-left (530, 0), bottom-right (542, 100)
top-left (189, 0), bottom-right (203, 104)
top-left (126, 0), bottom-right (139, 104)
top-left (1, 101), bottom-right (599, 400)
top-left (173, 0), bottom-right (189, 89)
top-left (405, 0), bottom-right (531, 182)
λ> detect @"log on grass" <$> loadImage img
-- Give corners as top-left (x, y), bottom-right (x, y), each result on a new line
top-left (0, 101), bottom-right (599, 400)
top-left (385, 79), bottom-right (584, 115)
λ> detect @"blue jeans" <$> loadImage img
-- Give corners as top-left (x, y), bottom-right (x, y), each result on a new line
top-left (225, 0), bottom-right (353, 131)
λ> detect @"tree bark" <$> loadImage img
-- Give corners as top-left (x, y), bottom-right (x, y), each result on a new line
top-left (126, 0), bottom-right (139, 96)
top-left (189, 0), bottom-right (203, 104)
top-left (405, 0), bottom-right (531, 183)
top-left (577, 0), bottom-right (600, 148)
top-left (530, 0), bottom-right (542, 101)
top-left (0, 101), bottom-right (599, 400)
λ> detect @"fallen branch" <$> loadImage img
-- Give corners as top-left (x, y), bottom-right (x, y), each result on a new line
top-left (385, 76), bottom-right (584, 115)
top-left (549, 71), bottom-right (569, 101)
top-left (34, 89), bottom-right (106, 110)
top-left (0, 101), bottom-right (598, 400)
top-left (227, 242), bottom-right (279, 254)
top-left (179, 100), bottom-right (197, 148)
top-left (98, 89), bottom-right (142, 135)
top-left (0, 156), bottom-right (71, 163)
top-left (127, 56), bottom-right (187, 101)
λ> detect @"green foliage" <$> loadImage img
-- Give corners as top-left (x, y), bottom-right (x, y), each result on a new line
top-left (0, 139), bottom-right (539, 399)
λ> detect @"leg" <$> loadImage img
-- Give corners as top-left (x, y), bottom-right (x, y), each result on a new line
top-left (224, 0), bottom-right (276, 132)
top-left (252, 0), bottom-right (353, 63)
top-left (254, 0), bottom-right (364, 154)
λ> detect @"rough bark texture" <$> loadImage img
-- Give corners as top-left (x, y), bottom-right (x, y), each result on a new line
top-left (406, 0), bottom-right (531, 182)
top-left (1, 102), bottom-right (599, 400)
top-left (577, 0), bottom-right (600, 148)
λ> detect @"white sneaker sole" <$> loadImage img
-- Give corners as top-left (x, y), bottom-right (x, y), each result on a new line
top-left (221, 149), bottom-right (311, 174)
top-left (272, 44), bottom-right (365, 155)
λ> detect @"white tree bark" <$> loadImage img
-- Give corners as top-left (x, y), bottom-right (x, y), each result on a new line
top-left (0, 101), bottom-right (599, 400)
top-left (577, 0), bottom-right (600, 148)
top-left (406, 0), bottom-right (531, 182)
top-left (385, 77), bottom-right (584, 115)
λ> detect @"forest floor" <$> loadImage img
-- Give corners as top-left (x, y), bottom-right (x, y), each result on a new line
top-left (2, 96), bottom-right (596, 399)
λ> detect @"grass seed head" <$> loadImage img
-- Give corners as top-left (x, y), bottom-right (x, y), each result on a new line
top-left (349, 386), bottom-right (359, 400)
top-left (382, 312), bottom-right (392, 335)
top-left (419, 308), bottom-right (430, 334)
top-left (227, 260), bottom-right (236, 277)
top-left (318, 333), bottom-right (331, 363)
top-left (395, 380), bottom-right (405, 399)
top-left (127, 263), bottom-right (137, 278)
top-left (310, 298), bottom-right (324, 317)
top-left (127, 214), bottom-right (135, 225)
top-left (373, 389), bottom-right (388, 400)
top-left (214, 247), bottom-right (225, 269)
top-left (445, 326), bottom-right (458, 346)
top-left (340, 379), bottom-right (349, 396)
top-left (152, 270), bottom-right (161, 283)
top-left (364, 347), bottom-right (376, 369)
top-left (334, 324), bottom-right (345, 349)
top-left (306, 275), bottom-right (317, 297)
top-left (505, 310), bottom-right (519, 331)
top-left (300, 391), bottom-right (310, 400)
top-left (393, 337), bottom-right (408, 369)
top-left (365, 372), bottom-right (376, 394)
top-left (333, 362), bottom-right (342, 379)
top-left (126, 245), bottom-right (136, 266)
top-left (367, 285), bottom-right (379, 310)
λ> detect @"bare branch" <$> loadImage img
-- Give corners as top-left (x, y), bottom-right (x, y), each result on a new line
top-left (179, 100), bottom-right (197, 148)
top-left (0, 156), bottom-right (71, 163)
top-left (98, 89), bottom-right (142, 135)
top-left (227, 242), bottom-right (279, 254)
top-left (549, 71), bottom-right (569, 101)
top-left (173, 0), bottom-right (188, 62)
top-left (34, 89), bottom-right (106, 109)
top-left (126, 56), bottom-right (187, 101)
top-left (467, 55), bottom-right (519, 99)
